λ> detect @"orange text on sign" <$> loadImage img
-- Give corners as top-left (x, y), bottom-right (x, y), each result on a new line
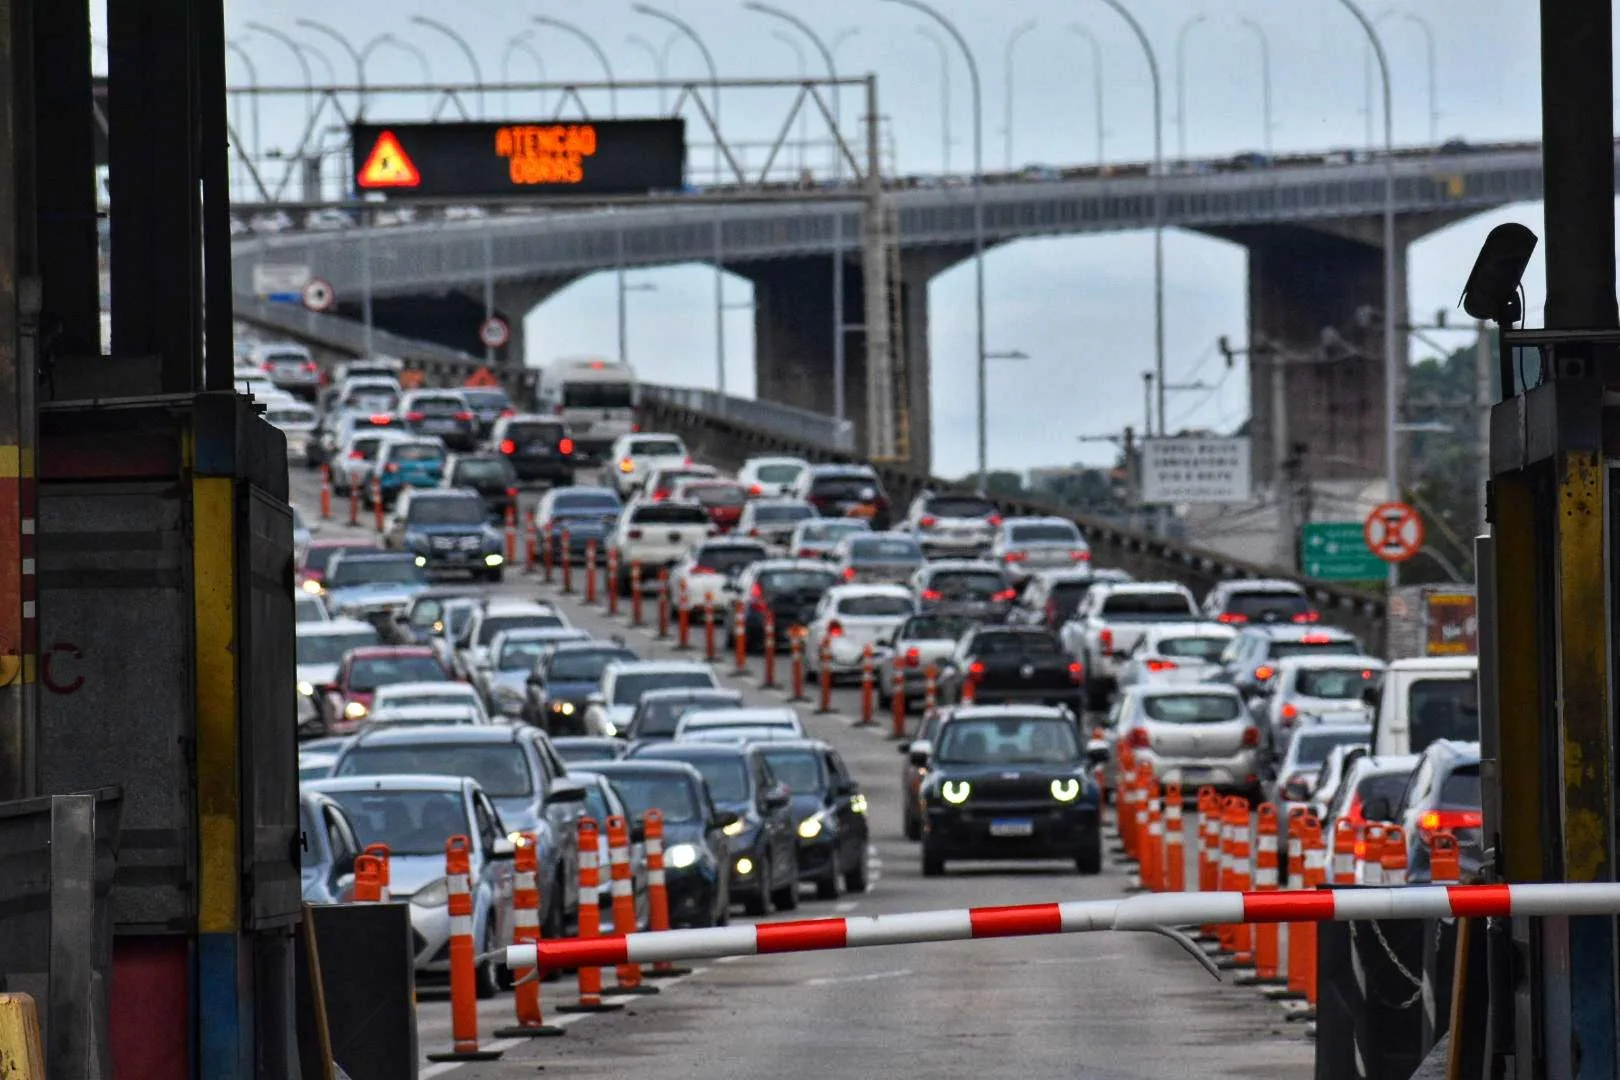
top-left (495, 124), bottom-right (599, 186)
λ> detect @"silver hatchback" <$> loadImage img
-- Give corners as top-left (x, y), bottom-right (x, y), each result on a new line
top-left (1112, 684), bottom-right (1264, 800)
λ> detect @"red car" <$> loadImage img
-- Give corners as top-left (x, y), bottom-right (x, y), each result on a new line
top-left (299, 540), bottom-right (382, 594)
top-left (646, 465), bottom-right (720, 502)
top-left (322, 645), bottom-right (451, 734)
top-left (677, 479), bottom-right (748, 534)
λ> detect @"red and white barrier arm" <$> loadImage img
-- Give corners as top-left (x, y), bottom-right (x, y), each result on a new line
top-left (499, 883), bottom-right (1620, 972)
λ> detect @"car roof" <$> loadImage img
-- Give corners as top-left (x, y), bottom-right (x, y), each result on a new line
top-left (919, 560), bottom-right (1005, 574)
top-left (697, 538), bottom-right (769, 551)
top-left (306, 774), bottom-right (472, 794)
top-left (748, 498), bottom-right (814, 510)
top-left (942, 704), bottom-right (1075, 721)
top-left (744, 455), bottom-right (809, 466)
top-left (310, 538), bottom-right (381, 551)
top-left (1137, 683), bottom-right (1243, 698)
top-left (483, 599), bottom-right (558, 615)
top-left (408, 488), bottom-right (477, 501)
top-left (375, 681), bottom-right (478, 696)
top-left (1100, 581), bottom-right (1191, 594)
top-left (1350, 753), bottom-right (1421, 776)
top-left (382, 437), bottom-right (444, 451)
top-left (351, 724), bottom-right (518, 747)
top-left (607, 659), bottom-right (716, 675)
top-left (1002, 516), bottom-right (1076, 527)
top-left (633, 741), bottom-right (759, 760)
top-left (1215, 579), bottom-right (1307, 594)
top-left (1387, 657), bottom-right (1479, 671)
top-left (748, 737), bottom-right (833, 754)
top-left (678, 707), bottom-right (799, 726)
top-left (367, 704), bottom-right (481, 720)
top-left (1277, 654), bottom-right (1385, 670)
top-left (1142, 623), bottom-right (1237, 640)
top-left (1248, 626), bottom-right (1358, 641)
top-left (348, 644), bottom-right (436, 659)
top-left (330, 551), bottom-right (417, 565)
top-left (637, 686), bottom-right (743, 704)
top-left (748, 559), bottom-right (838, 573)
top-left (586, 759), bottom-right (707, 781)
top-left (550, 640), bottom-right (631, 655)
top-left (1031, 568), bottom-right (1099, 583)
top-left (827, 583), bottom-right (913, 598)
top-left (297, 618), bottom-right (377, 637)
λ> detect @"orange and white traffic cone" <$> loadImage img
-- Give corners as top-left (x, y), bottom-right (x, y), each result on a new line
top-left (1227, 797), bottom-right (1254, 967)
top-left (1332, 819), bottom-right (1358, 886)
top-left (656, 568), bottom-right (670, 638)
top-left (607, 815), bottom-right (659, 996)
top-left (1359, 823), bottom-right (1387, 885)
top-left (607, 548), bottom-right (621, 615)
top-left (1251, 804), bottom-right (1283, 983)
top-left (762, 611), bottom-right (778, 688)
top-left (372, 476), bottom-right (385, 533)
top-left (733, 601), bottom-right (749, 675)
top-left (424, 836), bottom-right (504, 1062)
top-left (560, 529), bottom-right (574, 594)
top-left (816, 638), bottom-right (834, 714)
top-left (631, 561), bottom-right (646, 626)
top-left (1163, 782), bottom-right (1184, 892)
top-left (556, 819), bottom-right (623, 1014)
top-left (364, 842), bottom-right (392, 901)
top-left (1380, 824), bottom-right (1409, 885)
top-left (352, 854), bottom-right (384, 902)
top-left (494, 833), bottom-right (565, 1038)
top-left (789, 635), bottom-right (807, 701)
top-left (525, 510), bottom-right (538, 571)
top-left (1115, 748), bottom-right (1137, 863)
top-left (1143, 777), bottom-right (1163, 892)
top-left (319, 464), bottom-right (332, 520)
top-left (923, 664), bottom-right (938, 713)
top-left (1196, 788), bottom-right (1221, 940)
top-left (960, 672), bottom-right (977, 704)
top-left (891, 665), bottom-right (908, 739)
top-left (641, 810), bottom-right (692, 978)
top-left (857, 644), bottom-right (877, 727)
top-left (505, 503), bottom-right (517, 565)
top-left (1429, 830), bottom-right (1461, 885)
top-left (1299, 817), bottom-right (1326, 1013)
top-left (676, 580), bottom-right (691, 650)
top-left (585, 540), bottom-right (599, 606)
top-left (702, 592), bottom-right (717, 662)
top-left (1132, 763), bottom-right (1153, 889)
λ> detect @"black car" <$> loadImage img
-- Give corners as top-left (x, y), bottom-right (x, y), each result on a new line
top-left (494, 415), bottom-right (577, 485)
top-left (401, 390), bottom-right (479, 451)
top-left (939, 626), bottom-right (1084, 711)
top-left (730, 560), bottom-right (840, 652)
top-left (539, 487), bottom-right (622, 558)
top-left (386, 489), bottom-right (505, 582)
top-left (586, 760), bottom-right (736, 928)
top-left (443, 454), bottom-right (521, 523)
top-left (800, 465), bottom-right (893, 530)
top-left (460, 387), bottom-right (515, 438)
top-left (917, 706), bottom-right (1103, 876)
top-left (621, 687), bottom-right (745, 746)
top-left (756, 740), bottom-right (871, 900)
top-left (525, 640), bottom-right (642, 735)
top-left (625, 742), bottom-right (798, 916)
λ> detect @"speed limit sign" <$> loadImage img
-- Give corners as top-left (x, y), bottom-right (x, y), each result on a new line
top-left (301, 277), bottom-right (335, 312)
top-left (479, 316), bottom-right (510, 349)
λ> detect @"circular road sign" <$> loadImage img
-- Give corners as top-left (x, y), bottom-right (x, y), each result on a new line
top-left (301, 277), bottom-right (335, 312)
top-left (1363, 501), bottom-right (1425, 563)
top-left (479, 316), bottom-right (510, 349)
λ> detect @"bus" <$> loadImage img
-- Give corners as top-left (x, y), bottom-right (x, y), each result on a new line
top-left (536, 357), bottom-right (639, 461)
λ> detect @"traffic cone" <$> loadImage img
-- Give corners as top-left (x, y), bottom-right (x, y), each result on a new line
top-left (923, 664), bottom-right (938, 714)
top-left (733, 601), bottom-right (748, 674)
top-left (1274, 808), bottom-right (1311, 1000)
top-left (364, 842), bottom-right (392, 901)
top-left (1332, 819), bottom-right (1358, 885)
top-left (1226, 796), bottom-right (1254, 967)
top-left (319, 464), bottom-right (332, 520)
top-left (1196, 787), bottom-right (1220, 940)
top-left (494, 833), bottom-right (564, 1038)
top-left (352, 854), bottom-right (384, 902)
top-left (424, 836), bottom-right (504, 1062)
top-left (557, 818), bottom-right (623, 1014)
top-left (1299, 817), bottom-right (1326, 1013)
top-left (1163, 782), bottom-right (1184, 892)
top-left (631, 561), bottom-right (645, 626)
top-left (1429, 830), bottom-right (1461, 885)
top-left (890, 665), bottom-right (908, 739)
top-left (1132, 763), bottom-right (1154, 888)
top-left (585, 540), bottom-right (599, 605)
top-left (525, 510), bottom-right (538, 571)
top-left (1252, 804), bottom-right (1283, 982)
top-left (762, 611), bottom-right (778, 688)
top-left (857, 644), bottom-right (877, 727)
top-left (504, 503), bottom-right (517, 565)
top-left (1143, 777), bottom-right (1163, 892)
top-left (372, 477), bottom-right (384, 533)
top-left (607, 548), bottom-right (621, 615)
top-left (676, 580), bottom-right (691, 650)
top-left (816, 638), bottom-right (834, 714)
top-left (1359, 823), bottom-right (1387, 885)
top-left (703, 593), bottom-right (717, 662)
top-left (607, 815), bottom-right (658, 995)
top-left (560, 529), bottom-right (574, 593)
top-left (1380, 824), bottom-right (1409, 885)
top-left (641, 810), bottom-right (692, 978)
top-left (789, 634), bottom-right (807, 701)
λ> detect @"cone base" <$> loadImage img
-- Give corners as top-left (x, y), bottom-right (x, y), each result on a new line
top-left (1284, 1009), bottom-right (1317, 1023)
top-left (1262, 987), bottom-right (1307, 1001)
top-left (611, 984), bottom-right (661, 995)
top-left (426, 1049), bottom-right (505, 1062)
top-left (643, 966), bottom-right (692, 979)
top-left (556, 1001), bottom-right (625, 1013)
top-left (494, 1025), bottom-right (566, 1038)
top-left (1215, 954), bottom-right (1254, 970)
top-left (1234, 974), bottom-right (1289, 988)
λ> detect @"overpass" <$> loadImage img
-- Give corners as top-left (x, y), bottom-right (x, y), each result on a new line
top-left (234, 138), bottom-right (1554, 472)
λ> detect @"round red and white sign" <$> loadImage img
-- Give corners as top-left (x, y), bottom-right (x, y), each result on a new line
top-left (479, 316), bottom-right (510, 349)
top-left (301, 277), bottom-right (335, 312)
top-left (1363, 501), bottom-right (1425, 563)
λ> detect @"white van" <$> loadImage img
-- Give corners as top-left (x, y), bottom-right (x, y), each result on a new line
top-left (1369, 657), bottom-right (1479, 757)
top-left (536, 358), bottom-right (638, 460)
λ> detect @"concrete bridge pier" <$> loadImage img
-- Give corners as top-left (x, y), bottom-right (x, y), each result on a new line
top-left (352, 278), bottom-right (572, 383)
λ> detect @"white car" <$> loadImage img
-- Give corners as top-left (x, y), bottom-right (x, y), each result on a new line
top-left (609, 433), bottom-right (690, 498)
top-left (1059, 581), bottom-right (1202, 710)
top-left (672, 706), bottom-right (806, 741)
top-left (788, 517), bottom-right (872, 560)
top-left (877, 611), bottom-right (976, 710)
top-left (336, 376), bottom-right (404, 414)
top-left (667, 538), bottom-right (770, 611)
top-left (990, 517), bottom-right (1092, 582)
top-left (365, 702), bottom-right (487, 728)
top-left (1266, 656), bottom-right (1386, 755)
top-left (1115, 623), bottom-right (1239, 691)
top-left (295, 591), bottom-right (332, 624)
top-left (371, 680), bottom-right (493, 725)
top-left (609, 500), bottom-right (714, 586)
top-left (737, 455), bottom-right (810, 498)
top-left (266, 400), bottom-right (321, 465)
top-left (455, 599), bottom-right (572, 680)
top-left (901, 491), bottom-right (1002, 559)
top-left (296, 618), bottom-right (381, 734)
top-left (736, 499), bottom-right (819, 554)
top-left (806, 584), bottom-right (918, 680)
top-left (584, 660), bottom-right (722, 736)
top-left (334, 429), bottom-right (408, 496)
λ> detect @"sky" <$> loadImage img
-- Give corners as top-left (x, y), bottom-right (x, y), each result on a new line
top-left (180, 0), bottom-right (1557, 476)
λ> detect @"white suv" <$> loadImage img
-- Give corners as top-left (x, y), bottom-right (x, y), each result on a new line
top-left (610, 433), bottom-right (690, 498)
top-left (609, 499), bottom-right (714, 591)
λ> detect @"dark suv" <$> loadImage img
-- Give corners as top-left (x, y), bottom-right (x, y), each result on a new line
top-left (1202, 580), bottom-right (1318, 625)
top-left (1392, 738), bottom-right (1483, 883)
top-left (797, 465), bottom-right (892, 529)
top-left (442, 454), bottom-right (521, 523)
top-left (493, 415), bottom-right (576, 485)
top-left (731, 559), bottom-right (841, 651)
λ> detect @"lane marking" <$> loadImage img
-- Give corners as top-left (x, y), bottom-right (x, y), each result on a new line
top-left (803, 968), bottom-right (914, 987)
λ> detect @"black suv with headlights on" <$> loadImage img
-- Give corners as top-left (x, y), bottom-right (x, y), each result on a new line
top-left (916, 705), bottom-right (1103, 876)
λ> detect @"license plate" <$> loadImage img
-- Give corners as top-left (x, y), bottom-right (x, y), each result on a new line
top-left (523, 442), bottom-right (553, 455)
top-left (1178, 767), bottom-right (1211, 782)
top-left (424, 419), bottom-right (454, 432)
top-left (989, 819), bottom-right (1034, 838)
top-left (847, 505), bottom-right (876, 519)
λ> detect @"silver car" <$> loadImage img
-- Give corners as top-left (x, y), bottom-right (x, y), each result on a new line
top-left (990, 517), bottom-right (1091, 582)
top-left (299, 789), bottom-right (362, 904)
top-left (1111, 684), bottom-right (1264, 800)
top-left (832, 533), bottom-right (926, 586)
top-left (908, 560), bottom-right (1016, 621)
top-left (1115, 623), bottom-right (1238, 691)
top-left (1264, 656), bottom-right (1385, 755)
top-left (902, 491), bottom-right (1002, 558)
top-left (788, 517), bottom-right (872, 560)
top-left (878, 612), bottom-right (976, 713)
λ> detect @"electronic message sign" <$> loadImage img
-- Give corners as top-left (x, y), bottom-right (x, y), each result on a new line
top-left (350, 119), bottom-right (686, 199)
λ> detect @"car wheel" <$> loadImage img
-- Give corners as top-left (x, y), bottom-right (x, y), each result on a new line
top-left (475, 919), bottom-right (501, 1000)
top-left (903, 805), bottom-right (922, 842)
top-left (921, 841), bottom-right (946, 878)
top-left (815, 858), bottom-right (842, 901)
top-left (1084, 679), bottom-right (1110, 713)
top-left (485, 567), bottom-right (504, 583)
top-left (844, 845), bottom-right (870, 893)
top-left (1075, 830), bottom-right (1103, 876)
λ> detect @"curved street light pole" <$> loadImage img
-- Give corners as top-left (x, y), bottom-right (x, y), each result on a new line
top-left (769, 32), bottom-right (809, 172)
top-left (1401, 12), bottom-right (1439, 144)
top-left (225, 40), bottom-right (262, 163)
top-left (1065, 25), bottom-right (1106, 164)
top-left (296, 19), bottom-right (366, 115)
top-left (503, 33), bottom-right (546, 116)
top-left (246, 22), bottom-right (315, 128)
top-left (1336, 0), bottom-right (1399, 589)
top-left (633, 5), bottom-right (723, 181)
top-left (411, 15), bottom-right (486, 118)
top-left (626, 33), bottom-right (670, 111)
top-left (916, 26), bottom-right (952, 176)
top-left (1173, 14), bottom-right (1207, 162)
top-left (1238, 18), bottom-right (1273, 156)
top-left (882, 0), bottom-right (986, 488)
top-left (533, 17), bottom-right (619, 115)
top-left (1003, 20), bottom-right (1037, 172)
top-left (1093, 0), bottom-right (1165, 438)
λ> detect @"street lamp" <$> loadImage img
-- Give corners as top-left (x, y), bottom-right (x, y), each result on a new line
top-left (502, 33), bottom-right (545, 117)
top-left (882, 0), bottom-right (987, 489)
top-left (1173, 14), bottom-right (1207, 162)
top-left (296, 19), bottom-right (365, 115)
top-left (533, 16), bottom-right (618, 116)
top-left (1003, 21), bottom-right (1037, 173)
top-left (1065, 25), bottom-right (1106, 164)
top-left (1370, 10), bottom-right (1438, 144)
top-left (225, 41), bottom-right (262, 165)
top-left (769, 32), bottom-right (810, 172)
top-left (247, 22), bottom-right (315, 128)
top-left (1334, 0), bottom-right (1399, 589)
top-left (626, 33), bottom-right (675, 111)
top-left (633, 4), bottom-right (723, 183)
top-left (1238, 18), bottom-right (1274, 156)
top-left (916, 26), bottom-right (952, 176)
top-left (617, 276), bottom-right (657, 364)
top-left (411, 15), bottom-right (485, 118)
top-left (1093, 0), bottom-right (1166, 438)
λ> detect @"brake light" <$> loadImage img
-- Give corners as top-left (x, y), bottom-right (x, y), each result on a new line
top-left (1071, 550), bottom-right (1091, 562)
top-left (684, 457), bottom-right (693, 466)
top-left (750, 582), bottom-right (768, 612)
top-left (384, 463), bottom-right (399, 473)
top-left (1254, 664), bottom-right (1275, 682)
top-left (499, 439), bottom-right (516, 454)
top-left (619, 457), bottom-right (634, 473)
top-left (1419, 809), bottom-right (1482, 836)
top-left (921, 588), bottom-right (943, 601)
top-left (750, 528), bottom-right (761, 538)
top-left (347, 449), bottom-right (364, 460)
top-left (968, 661), bottom-right (986, 679)
top-left (1241, 726), bottom-right (1261, 747)
top-left (1004, 551), bottom-right (1027, 563)
top-left (919, 515), bottom-right (938, 528)
top-left (826, 620), bottom-right (844, 637)
top-left (1126, 728), bottom-right (1150, 749)
top-left (1300, 633), bottom-right (1333, 644)
top-left (842, 567), bottom-right (857, 582)
top-left (1280, 702), bottom-right (1299, 727)
top-left (1293, 611), bottom-right (1321, 624)
top-left (500, 408), bottom-right (516, 418)
top-left (454, 411), bottom-right (475, 421)
top-left (631, 423), bottom-right (640, 432)
top-left (692, 565), bottom-right (717, 575)
top-left (558, 437), bottom-right (575, 455)
top-left (1144, 659), bottom-right (1177, 673)
top-left (1099, 628), bottom-right (1114, 656)
top-left (749, 484), bottom-right (763, 496)
top-left (369, 414), bottom-right (392, 424)
top-left (904, 647), bottom-right (921, 667)
top-left (651, 489), bottom-right (669, 502)
top-left (986, 513), bottom-right (1002, 526)
top-left (798, 548), bottom-right (816, 558)
top-left (303, 361), bottom-right (318, 372)
top-left (506, 487), bottom-right (519, 498)
top-left (627, 528), bottom-right (644, 540)
top-left (1217, 613), bottom-right (1248, 624)
top-left (406, 411), bottom-right (425, 422)
top-left (991, 588), bottom-right (1017, 603)
top-left (1068, 661), bottom-right (1084, 684)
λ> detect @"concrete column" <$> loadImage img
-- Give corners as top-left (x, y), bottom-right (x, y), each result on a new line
top-left (490, 279), bottom-right (570, 373)
top-left (896, 246), bottom-right (971, 476)
top-left (344, 278), bottom-right (571, 369)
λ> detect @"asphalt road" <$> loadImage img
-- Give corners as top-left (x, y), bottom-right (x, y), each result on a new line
top-left (291, 466), bottom-right (1314, 1080)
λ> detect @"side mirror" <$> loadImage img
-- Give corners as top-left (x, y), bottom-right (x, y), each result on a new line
top-left (764, 785), bottom-right (791, 811)
top-left (1364, 795), bottom-right (1394, 821)
top-left (545, 778), bottom-right (588, 805)
top-left (909, 748), bottom-right (930, 767)
top-left (713, 809), bottom-right (741, 830)
top-left (489, 837), bottom-right (516, 859)
top-left (833, 780), bottom-right (856, 798)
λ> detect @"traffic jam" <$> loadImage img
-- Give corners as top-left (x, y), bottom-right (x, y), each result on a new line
top-left (257, 344), bottom-right (1482, 1075)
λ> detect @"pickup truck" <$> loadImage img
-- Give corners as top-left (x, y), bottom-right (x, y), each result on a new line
top-left (1060, 582), bottom-right (1201, 710)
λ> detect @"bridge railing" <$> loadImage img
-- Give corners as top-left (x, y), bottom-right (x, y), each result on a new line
top-left (638, 385), bottom-right (856, 453)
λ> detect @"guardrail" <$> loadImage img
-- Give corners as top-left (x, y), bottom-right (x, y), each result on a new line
top-left (639, 385), bottom-right (856, 453)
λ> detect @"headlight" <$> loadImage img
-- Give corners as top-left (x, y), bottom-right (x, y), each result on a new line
top-left (667, 842), bottom-right (699, 869)
top-left (297, 681), bottom-right (315, 697)
top-left (484, 553), bottom-right (504, 567)
top-left (343, 700), bottom-right (368, 720)
top-left (723, 818), bottom-right (746, 837)
top-left (301, 579), bottom-right (324, 595)
top-left (507, 830), bottom-right (532, 847)
top-left (734, 856), bottom-right (755, 876)
top-left (850, 793), bottom-right (868, 815)
top-left (1051, 778), bottom-right (1082, 803)
top-left (797, 813), bottom-right (826, 840)
top-left (941, 780), bottom-right (971, 805)
top-left (413, 556), bottom-right (427, 567)
top-left (549, 701), bottom-right (576, 716)
top-left (410, 877), bottom-right (449, 907)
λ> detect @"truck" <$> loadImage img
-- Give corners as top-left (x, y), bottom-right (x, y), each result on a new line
top-left (1370, 587), bottom-right (1479, 756)
top-left (1385, 586), bottom-right (1478, 660)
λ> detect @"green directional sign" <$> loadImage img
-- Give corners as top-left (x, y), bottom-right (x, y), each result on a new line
top-left (1299, 521), bottom-right (1384, 582)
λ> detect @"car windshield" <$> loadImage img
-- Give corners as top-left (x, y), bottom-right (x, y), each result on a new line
top-left (759, 750), bottom-right (826, 793)
top-left (1100, 592), bottom-right (1196, 618)
top-left (408, 497), bottom-right (484, 526)
top-left (1408, 679), bottom-right (1480, 752)
top-left (1295, 666), bottom-right (1379, 699)
top-left (453, 459), bottom-right (517, 484)
top-left (1009, 524), bottom-right (1080, 543)
top-left (564, 383), bottom-right (633, 408)
top-left (838, 595), bottom-right (915, 617)
top-left (1356, 773), bottom-right (1412, 819)
top-left (322, 789), bottom-right (468, 857)
top-left (1441, 766), bottom-right (1481, 809)
top-left (1270, 640), bottom-right (1361, 660)
top-left (850, 538), bottom-right (922, 562)
top-left (553, 491), bottom-right (621, 514)
top-left (296, 597), bottom-right (327, 624)
top-left (925, 496), bottom-right (997, 518)
top-left (753, 504), bottom-right (817, 522)
top-left (759, 569), bottom-right (838, 594)
top-left (695, 546), bottom-right (765, 574)
top-left (547, 648), bottom-right (638, 682)
top-left (268, 406), bottom-right (316, 426)
top-left (632, 694), bottom-right (741, 737)
top-left (605, 772), bottom-right (703, 823)
top-left (378, 691), bottom-right (473, 712)
top-left (675, 757), bottom-right (750, 802)
top-left (1142, 694), bottom-right (1243, 724)
top-left (347, 655), bottom-right (446, 692)
top-left (687, 484), bottom-right (747, 508)
top-left (801, 520), bottom-right (869, 541)
top-left (462, 390), bottom-right (510, 411)
top-left (629, 439), bottom-right (684, 456)
top-left (306, 545), bottom-right (376, 573)
top-left (927, 570), bottom-right (1006, 596)
top-left (557, 744), bottom-right (621, 766)
top-left (478, 613), bottom-right (564, 646)
top-left (901, 614), bottom-right (974, 641)
top-left (1293, 728), bottom-right (1371, 766)
top-left (337, 745), bottom-right (533, 797)
top-left (810, 477), bottom-right (878, 499)
top-left (755, 463), bottom-right (803, 483)
top-left (409, 397), bottom-right (463, 415)
top-left (1048, 582), bottom-right (1095, 613)
top-left (1156, 636), bottom-right (1230, 661)
top-left (631, 505), bottom-right (709, 525)
top-left (613, 670), bottom-right (718, 705)
top-left (296, 629), bottom-right (380, 665)
top-left (391, 444), bottom-right (444, 464)
top-left (973, 632), bottom-right (1062, 656)
top-left (497, 635), bottom-right (580, 670)
top-left (1228, 591), bottom-right (1312, 619)
top-left (935, 717), bottom-right (1081, 764)
top-left (327, 557), bottom-right (427, 587)
top-left (507, 423), bottom-right (564, 444)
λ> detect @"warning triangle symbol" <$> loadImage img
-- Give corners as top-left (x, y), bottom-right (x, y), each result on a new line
top-left (357, 131), bottom-right (421, 189)
top-left (464, 367), bottom-right (500, 388)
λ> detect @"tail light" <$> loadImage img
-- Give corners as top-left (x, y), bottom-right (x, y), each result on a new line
top-left (750, 582), bottom-right (768, 612)
top-left (691, 565), bottom-right (717, 575)
top-left (1299, 633), bottom-right (1334, 644)
top-left (1241, 726), bottom-right (1261, 747)
top-left (1280, 702), bottom-right (1300, 727)
top-left (347, 449), bottom-right (365, 460)
top-left (631, 422), bottom-right (640, 432)
top-left (921, 588), bottom-right (943, 601)
top-left (797, 548), bottom-right (817, 558)
top-left (499, 439), bottom-right (516, 454)
top-left (505, 486), bottom-right (519, 498)
top-left (1144, 659), bottom-right (1177, 673)
top-left (1098, 628), bottom-right (1114, 656)
top-left (627, 528), bottom-right (644, 540)
top-left (1217, 613), bottom-right (1248, 624)
top-left (1292, 611), bottom-right (1321, 624)
top-left (303, 360), bottom-right (318, 372)
top-left (1418, 809), bottom-right (1482, 837)
top-left (842, 567), bottom-right (857, 582)
top-left (500, 408), bottom-right (516, 418)
top-left (454, 411), bottom-right (475, 421)
top-left (651, 489), bottom-right (668, 502)
top-left (384, 463), bottom-right (399, 473)
top-left (986, 513), bottom-right (1003, 526)
top-left (406, 411), bottom-right (426, 422)
top-left (684, 457), bottom-right (693, 466)
top-left (826, 620), bottom-right (845, 637)
top-left (1254, 664), bottom-right (1275, 682)
top-left (369, 414), bottom-right (392, 424)
top-left (919, 515), bottom-right (938, 528)
top-left (558, 437), bottom-right (575, 455)
top-left (904, 647), bottom-right (921, 667)
top-left (1126, 728), bottom-right (1150, 749)
top-left (749, 528), bottom-right (761, 538)
top-left (968, 661), bottom-right (986, 679)
top-left (1068, 662), bottom-right (1084, 683)
top-left (552, 404), bottom-right (565, 415)
top-left (1070, 550), bottom-right (1091, 562)
top-left (1003, 551), bottom-right (1027, 563)
top-left (618, 457), bottom-right (634, 473)
top-left (991, 588), bottom-right (1017, 603)
top-left (749, 484), bottom-right (763, 496)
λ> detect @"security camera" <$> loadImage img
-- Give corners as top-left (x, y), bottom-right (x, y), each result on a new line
top-left (1460, 222), bottom-right (1537, 324)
